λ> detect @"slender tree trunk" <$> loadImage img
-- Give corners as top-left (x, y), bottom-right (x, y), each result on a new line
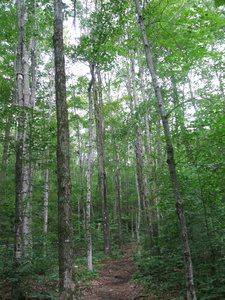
top-left (134, 158), bottom-right (141, 256)
top-left (22, 163), bottom-right (33, 259)
top-left (53, 0), bottom-right (76, 298)
top-left (114, 151), bottom-right (123, 252)
top-left (106, 75), bottom-right (123, 252)
top-left (130, 56), bottom-right (153, 238)
top-left (144, 112), bottom-right (160, 241)
top-left (12, 0), bottom-right (28, 298)
top-left (22, 0), bottom-right (37, 257)
top-left (43, 79), bottom-right (54, 258)
top-left (133, 1), bottom-right (197, 299)
top-left (93, 67), bottom-right (111, 256)
top-left (73, 102), bottom-right (86, 233)
top-left (43, 166), bottom-right (49, 257)
top-left (137, 49), bottom-right (160, 241)
top-left (86, 64), bottom-right (95, 271)
top-left (14, 0), bottom-right (37, 263)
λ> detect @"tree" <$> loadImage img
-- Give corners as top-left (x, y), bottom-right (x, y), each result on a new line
top-left (12, 0), bottom-right (34, 297)
top-left (86, 64), bottom-right (95, 270)
top-left (133, 0), bottom-right (197, 299)
top-left (93, 67), bottom-right (112, 256)
top-left (53, 0), bottom-right (76, 298)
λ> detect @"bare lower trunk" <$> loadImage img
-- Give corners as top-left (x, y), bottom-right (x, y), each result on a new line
top-left (22, 163), bottom-right (34, 258)
top-left (133, 1), bottom-right (197, 299)
top-left (114, 152), bottom-right (123, 252)
top-left (134, 158), bottom-right (141, 256)
top-left (75, 113), bottom-right (85, 233)
top-left (43, 167), bottom-right (49, 257)
top-left (53, 0), bottom-right (76, 298)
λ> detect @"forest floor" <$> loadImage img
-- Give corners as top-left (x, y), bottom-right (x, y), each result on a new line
top-left (78, 242), bottom-right (143, 300)
top-left (78, 242), bottom-right (179, 300)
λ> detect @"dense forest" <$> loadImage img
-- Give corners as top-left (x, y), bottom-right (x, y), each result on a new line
top-left (1, 0), bottom-right (225, 299)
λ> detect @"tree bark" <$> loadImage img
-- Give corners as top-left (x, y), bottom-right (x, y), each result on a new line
top-left (129, 55), bottom-right (153, 238)
top-left (114, 151), bottom-right (123, 252)
top-left (93, 67), bottom-right (111, 256)
top-left (133, 1), bottom-right (197, 299)
top-left (53, 0), bottom-right (76, 298)
top-left (43, 77), bottom-right (54, 258)
top-left (86, 63), bottom-right (95, 271)
top-left (21, 3), bottom-right (37, 257)
top-left (12, 0), bottom-right (29, 298)
top-left (106, 75), bottom-right (123, 253)
top-left (43, 166), bottom-right (49, 258)
top-left (134, 157), bottom-right (141, 256)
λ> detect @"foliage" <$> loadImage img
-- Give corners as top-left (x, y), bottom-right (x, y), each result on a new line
top-left (215, 0), bottom-right (225, 7)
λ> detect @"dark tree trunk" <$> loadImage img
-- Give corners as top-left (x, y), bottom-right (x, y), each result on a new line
top-left (12, 0), bottom-right (27, 298)
top-left (53, 0), bottom-right (76, 298)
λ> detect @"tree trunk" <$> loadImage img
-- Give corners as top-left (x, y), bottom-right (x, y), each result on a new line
top-left (12, 0), bottom-right (29, 298)
top-left (74, 104), bottom-right (86, 234)
top-left (129, 55), bottom-right (153, 238)
top-left (134, 158), bottom-right (141, 256)
top-left (133, 1), bottom-right (197, 299)
top-left (114, 151), bottom-right (123, 252)
top-left (43, 78), bottom-right (54, 258)
top-left (137, 51), bottom-right (160, 240)
top-left (22, 5), bottom-right (37, 257)
top-left (93, 67), bottom-right (111, 256)
top-left (53, 0), bottom-right (76, 298)
top-left (86, 64), bottom-right (95, 271)
top-left (106, 75), bottom-right (123, 253)
top-left (43, 166), bottom-right (49, 258)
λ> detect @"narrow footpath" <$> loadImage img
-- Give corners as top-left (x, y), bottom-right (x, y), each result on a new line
top-left (79, 243), bottom-right (142, 300)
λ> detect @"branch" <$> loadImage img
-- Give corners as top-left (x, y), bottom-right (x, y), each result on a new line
top-left (166, 99), bottom-right (194, 118)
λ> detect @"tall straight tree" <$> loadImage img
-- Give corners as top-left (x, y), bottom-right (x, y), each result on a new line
top-left (93, 67), bottom-right (111, 256)
top-left (133, 1), bottom-right (197, 299)
top-left (86, 63), bottom-right (95, 271)
top-left (53, 0), bottom-right (76, 299)
top-left (12, 0), bottom-right (27, 298)
top-left (22, 0), bottom-right (37, 259)
top-left (130, 56), bottom-right (153, 238)
top-left (12, 0), bottom-right (36, 296)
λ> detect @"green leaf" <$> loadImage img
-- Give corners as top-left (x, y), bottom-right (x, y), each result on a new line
top-left (215, 0), bottom-right (225, 7)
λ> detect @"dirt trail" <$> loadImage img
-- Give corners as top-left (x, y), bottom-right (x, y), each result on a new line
top-left (79, 243), bottom-right (142, 300)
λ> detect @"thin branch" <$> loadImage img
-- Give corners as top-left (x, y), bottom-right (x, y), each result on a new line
top-left (166, 99), bottom-right (194, 118)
